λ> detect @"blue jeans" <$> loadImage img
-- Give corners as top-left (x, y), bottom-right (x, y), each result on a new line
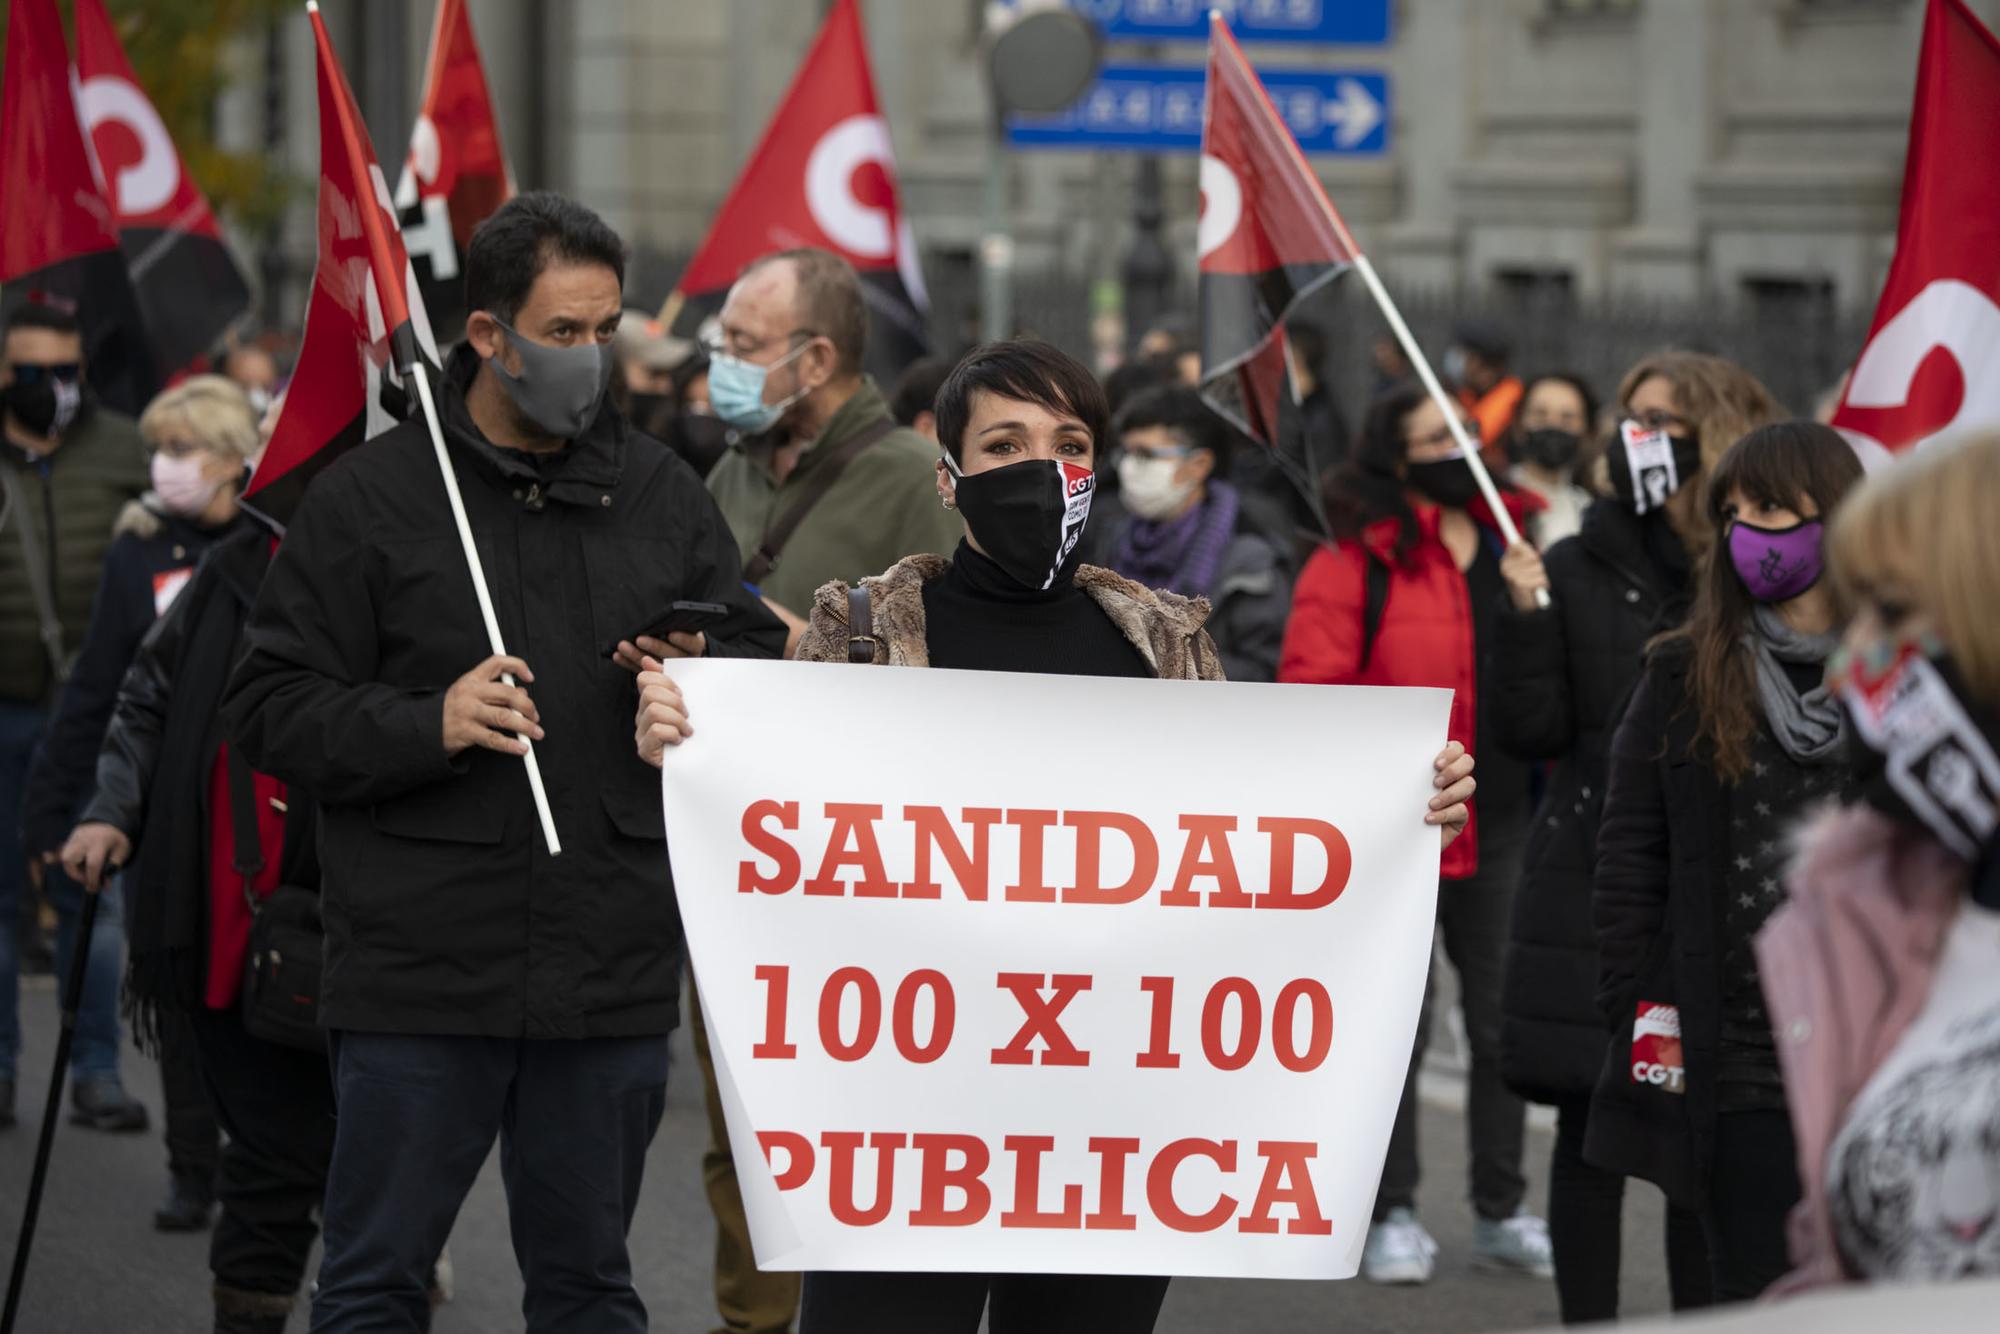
top-left (310, 1031), bottom-right (671, 1333)
top-left (0, 697), bottom-right (127, 1081)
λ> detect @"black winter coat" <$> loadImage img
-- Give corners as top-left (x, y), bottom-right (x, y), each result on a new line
top-left (81, 524), bottom-right (320, 1037)
top-left (1492, 500), bottom-right (1690, 1105)
top-left (1586, 641), bottom-right (1725, 1208)
top-left (22, 505), bottom-right (243, 858)
top-left (222, 348), bottom-right (786, 1040)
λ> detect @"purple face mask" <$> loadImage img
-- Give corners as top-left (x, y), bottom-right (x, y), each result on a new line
top-left (1726, 518), bottom-right (1825, 603)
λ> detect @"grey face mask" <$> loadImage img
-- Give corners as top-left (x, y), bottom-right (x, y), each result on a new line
top-left (488, 320), bottom-right (613, 440)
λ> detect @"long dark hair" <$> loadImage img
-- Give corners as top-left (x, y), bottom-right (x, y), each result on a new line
top-left (1655, 420), bottom-right (1864, 782)
top-left (1324, 381), bottom-right (1431, 564)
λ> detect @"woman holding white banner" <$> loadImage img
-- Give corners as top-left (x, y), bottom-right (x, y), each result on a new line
top-left (635, 338), bottom-right (1479, 1333)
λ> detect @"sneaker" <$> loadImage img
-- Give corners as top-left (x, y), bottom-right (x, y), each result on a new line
top-left (69, 1075), bottom-right (150, 1132)
top-left (1362, 1206), bottom-right (1438, 1284)
top-left (0, 1075), bottom-right (15, 1129)
top-left (154, 1171), bottom-right (217, 1231)
top-left (1473, 1210), bottom-right (1555, 1278)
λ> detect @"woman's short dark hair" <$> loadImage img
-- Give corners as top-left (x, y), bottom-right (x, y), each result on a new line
top-left (466, 191), bottom-right (627, 325)
top-left (1510, 371), bottom-right (1600, 440)
top-left (1113, 385), bottom-right (1233, 472)
top-left (934, 339), bottom-right (1110, 464)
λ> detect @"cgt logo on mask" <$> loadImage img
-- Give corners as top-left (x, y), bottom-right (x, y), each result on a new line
top-left (1631, 1002), bottom-right (1686, 1094)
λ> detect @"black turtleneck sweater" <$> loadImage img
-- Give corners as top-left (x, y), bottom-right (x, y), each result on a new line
top-left (923, 542), bottom-right (1152, 678)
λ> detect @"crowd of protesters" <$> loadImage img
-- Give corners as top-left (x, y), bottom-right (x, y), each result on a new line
top-left (2, 189), bottom-right (1996, 1333)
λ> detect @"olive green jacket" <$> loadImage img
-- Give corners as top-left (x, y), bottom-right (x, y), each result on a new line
top-left (0, 405), bottom-right (147, 704)
top-left (704, 380), bottom-right (963, 615)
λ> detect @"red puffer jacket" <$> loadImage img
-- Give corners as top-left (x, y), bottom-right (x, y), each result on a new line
top-left (1277, 493), bottom-right (1540, 880)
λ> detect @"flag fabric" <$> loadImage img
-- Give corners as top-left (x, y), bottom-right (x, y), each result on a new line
top-left (245, 1), bottom-right (438, 527)
top-left (1196, 14), bottom-right (1360, 449)
top-left (1832, 0), bottom-right (2000, 457)
top-left (672, 0), bottom-right (928, 379)
top-left (72, 0), bottom-right (253, 380)
top-left (0, 0), bottom-right (157, 414)
top-left (394, 0), bottom-right (514, 335)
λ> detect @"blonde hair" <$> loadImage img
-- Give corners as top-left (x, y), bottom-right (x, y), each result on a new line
top-left (1614, 351), bottom-right (1782, 549)
top-left (1829, 430), bottom-right (2000, 711)
top-left (138, 374), bottom-right (259, 465)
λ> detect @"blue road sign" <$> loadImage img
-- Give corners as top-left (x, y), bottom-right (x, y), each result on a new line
top-left (1071, 0), bottom-right (1392, 46)
top-left (1006, 63), bottom-right (1389, 156)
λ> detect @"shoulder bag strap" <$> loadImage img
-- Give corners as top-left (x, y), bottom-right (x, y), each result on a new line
top-left (1359, 551), bottom-right (1392, 673)
top-left (225, 743), bottom-right (267, 915)
top-left (743, 417), bottom-right (899, 584)
top-left (0, 460), bottom-right (69, 684)
top-left (845, 585), bottom-right (878, 664)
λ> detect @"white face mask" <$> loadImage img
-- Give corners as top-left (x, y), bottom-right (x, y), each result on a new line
top-left (150, 451), bottom-right (226, 518)
top-left (1117, 452), bottom-right (1198, 522)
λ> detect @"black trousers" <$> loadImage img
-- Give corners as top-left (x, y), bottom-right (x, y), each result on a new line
top-left (309, 1030), bottom-right (670, 1334)
top-left (159, 1006), bottom-right (222, 1184)
top-left (800, 1271), bottom-right (1170, 1334)
top-left (1376, 819), bottom-right (1528, 1223)
top-left (1548, 1096), bottom-right (1712, 1324)
top-left (1703, 1108), bottom-right (1802, 1304)
top-left (188, 1006), bottom-right (337, 1298)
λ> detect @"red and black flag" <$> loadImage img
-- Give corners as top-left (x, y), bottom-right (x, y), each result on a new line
top-left (1196, 13), bottom-right (1360, 450)
top-left (73, 0), bottom-right (252, 380)
top-left (1831, 0), bottom-right (2000, 457)
top-left (245, 0), bottom-right (438, 528)
top-left (0, 0), bottom-right (157, 415)
top-left (393, 0), bottom-right (515, 337)
top-left (669, 0), bottom-right (928, 380)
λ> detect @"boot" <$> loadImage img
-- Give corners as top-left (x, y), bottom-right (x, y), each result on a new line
top-left (0, 1074), bottom-right (15, 1129)
top-left (70, 1074), bottom-right (150, 1132)
top-left (213, 1283), bottom-right (292, 1334)
top-left (154, 1171), bottom-right (218, 1231)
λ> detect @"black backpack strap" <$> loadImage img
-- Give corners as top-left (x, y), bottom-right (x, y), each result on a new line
top-left (743, 417), bottom-right (899, 584)
top-left (1359, 552), bottom-right (1392, 672)
top-left (225, 744), bottom-right (266, 913)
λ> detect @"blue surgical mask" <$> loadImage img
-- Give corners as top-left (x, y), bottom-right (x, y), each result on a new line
top-left (708, 341), bottom-right (811, 434)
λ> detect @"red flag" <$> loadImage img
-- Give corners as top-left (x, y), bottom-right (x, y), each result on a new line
top-left (673, 0), bottom-right (928, 377)
top-left (1833, 0), bottom-right (2000, 457)
top-left (246, 0), bottom-right (438, 527)
top-left (1197, 14), bottom-right (1360, 449)
top-left (0, 0), bottom-right (157, 413)
top-left (394, 0), bottom-right (515, 335)
top-left (73, 0), bottom-right (252, 378)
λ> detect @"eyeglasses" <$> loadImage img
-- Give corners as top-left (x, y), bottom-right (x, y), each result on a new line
top-left (1405, 422), bottom-right (1480, 452)
top-left (703, 328), bottom-right (819, 361)
top-left (1627, 408), bottom-right (1690, 434)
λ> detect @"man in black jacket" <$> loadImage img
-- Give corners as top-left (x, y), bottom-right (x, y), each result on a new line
top-left (223, 192), bottom-right (785, 1331)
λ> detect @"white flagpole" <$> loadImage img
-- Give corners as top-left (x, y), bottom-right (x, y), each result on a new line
top-left (1352, 255), bottom-right (1549, 607)
top-left (410, 368), bottom-right (564, 855)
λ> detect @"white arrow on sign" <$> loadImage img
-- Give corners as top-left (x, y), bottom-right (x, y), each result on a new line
top-left (1321, 77), bottom-right (1383, 149)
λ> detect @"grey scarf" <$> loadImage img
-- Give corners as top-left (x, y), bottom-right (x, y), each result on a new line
top-left (1746, 604), bottom-right (1846, 764)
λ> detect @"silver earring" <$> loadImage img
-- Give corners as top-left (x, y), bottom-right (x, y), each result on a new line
top-left (941, 496), bottom-right (956, 511)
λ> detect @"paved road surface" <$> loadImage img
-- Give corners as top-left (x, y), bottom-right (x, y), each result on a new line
top-left (1, 979), bottom-right (1671, 1332)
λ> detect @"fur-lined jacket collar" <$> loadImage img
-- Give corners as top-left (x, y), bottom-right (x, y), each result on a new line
top-left (795, 553), bottom-right (1226, 681)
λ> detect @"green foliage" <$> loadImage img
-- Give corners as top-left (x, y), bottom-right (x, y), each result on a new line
top-left (1, 0), bottom-right (298, 229)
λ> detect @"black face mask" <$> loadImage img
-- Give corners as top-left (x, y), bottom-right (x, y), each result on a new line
top-left (1517, 427), bottom-right (1581, 472)
top-left (1835, 635), bottom-right (2000, 885)
top-left (1606, 420), bottom-right (1701, 515)
top-left (1404, 456), bottom-right (1483, 510)
top-left (945, 456), bottom-right (1095, 591)
top-left (3, 362), bottom-right (84, 439)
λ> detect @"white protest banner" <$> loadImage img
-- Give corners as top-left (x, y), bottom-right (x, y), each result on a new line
top-left (660, 659), bottom-right (1449, 1279)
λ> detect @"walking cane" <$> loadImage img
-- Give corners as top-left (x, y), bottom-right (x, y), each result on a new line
top-left (1, 886), bottom-right (103, 1333)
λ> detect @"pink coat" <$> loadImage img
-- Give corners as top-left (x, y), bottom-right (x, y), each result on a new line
top-left (1755, 803), bottom-right (1968, 1293)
